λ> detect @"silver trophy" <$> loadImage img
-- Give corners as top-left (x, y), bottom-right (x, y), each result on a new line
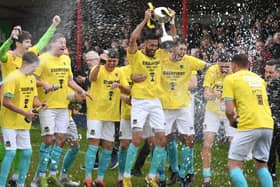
top-left (148, 3), bottom-right (175, 49)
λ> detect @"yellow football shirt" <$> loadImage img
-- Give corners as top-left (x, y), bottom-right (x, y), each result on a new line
top-left (203, 64), bottom-right (230, 116)
top-left (87, 66), bottom-right (128, 121)
top-left (127, 49), bottom-right (162, 99)
top-left (222, 70), bottom-right (273, 131)
top-left (1, 47), bottom-right (38, 79)
top-left (160, 55), bottom-right (205, 109)
top-left (120, 65), bottom-right (132, 120)
top-left (34, 53), bottom-right (73, 109)
top-left (1, 70), bottom-right (37, 129)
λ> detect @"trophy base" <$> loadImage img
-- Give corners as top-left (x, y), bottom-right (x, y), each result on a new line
top-left (160, 35), bottom-right (175, 49)
top-left (160, 39), bottom-right (175, 49)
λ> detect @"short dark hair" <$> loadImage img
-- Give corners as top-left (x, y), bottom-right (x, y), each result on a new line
top-left (17, 30), bottom-right (32, 43)
top-left (50, 33), bottom-right (65, 44)
top-left (142, 28), bottom-right (159, 41)
top-left (266, 58), bottom-right (279, 66)
top-left (107, 48), bottom-right (119, 59)
top-left (231, 54), bottom-right (249, 68)
top-left (22, 52), bottom-right (39, 64)
top-left (175, 37), bottom-right (187, 46)
top-left (266, 58), bottom-right (280, 71)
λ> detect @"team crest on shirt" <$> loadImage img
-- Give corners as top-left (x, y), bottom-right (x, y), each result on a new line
top-left (44, 126), bottom-right (50, 133)
top-left (115, 73), bottom-right (118, 77)
top-left (90, 129), bottom-right (95, 135)
top-left (179, 65), bottom-right (184, 69)
top-left (133, 119), bottom-right (137, 125)
top-left (63, 62), bottom-right (67, 66)
top-left (30, 79), bottom-right (33, 84)
top-left (5, 141), bottom-right (11, 147)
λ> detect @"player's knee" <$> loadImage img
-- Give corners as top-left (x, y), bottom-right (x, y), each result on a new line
top-left (42, 135), bottom-right (54, 146)
top-left (120, 141), bottom-right (130, 150)
top-left (55, 134), bottom-right (66, 147)
top-left (132, 137), bottom-right (142, 147)
top-left (155, 131), bottom-right (167, 147)
top-left (102, 140), bottom-right (113, 150)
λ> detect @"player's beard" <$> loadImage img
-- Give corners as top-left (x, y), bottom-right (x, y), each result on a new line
top-left (145, 48), bottom-right (156, 58)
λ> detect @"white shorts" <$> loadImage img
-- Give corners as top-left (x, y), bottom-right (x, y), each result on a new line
top-left (87, 120), bottom-right (115, 142)
top-left (2, 128), bottom-right (31, 150)
top-left (131, 98), bottom-right (165, 132)
top-left (39, 109), bottom-right (69, 136)
top-left (120, 119), bottom-right (132, 140)
top-left (66, 119), bottom-right (79, 142)
top-left (164, 106), bottom-right (195, 136)
top-left (203, 111), bottom-right (236, 137)
top-left (228, 129), bottom-right (273, 162)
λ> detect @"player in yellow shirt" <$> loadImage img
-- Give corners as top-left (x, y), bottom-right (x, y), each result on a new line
top-left (84, 49), bottom-right (129, 187)
top-left (201, 52), bottom-right (236, 186)
top-left (31, 34), bottom-right (91, 187)
top-left (0, 16), bottom-right (60, 186)
top-left (122, 8), bottom-right (176, 187)
top-left (0, 16), bottom-right (61, 79)
top-left (0, 52), bottom-right (47, 187)
top-left (154, 39), bottom-right (205, 186)
top-left (222, 54), bottom-right (273, 187)
top-left (116, 58), bottom-right (133, 187)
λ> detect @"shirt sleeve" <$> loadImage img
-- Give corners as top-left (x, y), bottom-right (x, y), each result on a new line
top-left (222, 76), bottom-right (234, 100)
top-left (0, 38), bottom-right (13, 63)
top-left (33, 25), bottom-right (56, 53)
top-left (127, 49), bottom-right (138, 65)
top-left (188, 56), bottom-right (206, 71)
top-left (119, 68), bottom-right (129, 87)
top-left (203, 66), bottom-right (214, 87)
top-left (34, 56), bottom-right (44, 77)
top-left (67, 56), bottom-right (73, 78)
top-left (3, 78), bottom-right (16, 98)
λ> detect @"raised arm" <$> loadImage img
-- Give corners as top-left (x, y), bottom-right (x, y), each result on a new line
top-left (128, 9), bottom-right (152, 54)
top-left (0, 26), bottom-right (21, 62)
top-left (168, 8), bottom-right (177, 37)
top-left (34, 15), bottom-right (61, 53)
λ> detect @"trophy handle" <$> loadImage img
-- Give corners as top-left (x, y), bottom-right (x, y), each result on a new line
top-left (147, 2), bottom-right (155, 29)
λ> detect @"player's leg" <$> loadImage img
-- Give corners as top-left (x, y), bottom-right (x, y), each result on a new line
top-left (177, 107), bottom-right (195, 186)
top-left (31, 109), bottom-right (56, 187)
top-left (117, 119), bottom-right (132, 186)
top-left (146, 99), bottom-right (166, 186)
top-left (84, 120), bottom-right (102, 187)
top-left (59, 118), bottom-right (80, 186)
top-left (47, 109), bottom-right (69, 187)
top-left (254, 129), bottom-right (273, 187)
top-left (123, 99), bottom-right (148, 187)
top-left (162, 109), bottom-right (178, 186)
top-left (94, 121), bottom-right (115, 187)
top-left (17, 130), bottom-right (32, 187)
top-left (228, 130), bottom-right (258, 187)
top-left (0, 129), bottom-right (17, 187)
top-left (201, 111), bottom-right (219, 186)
